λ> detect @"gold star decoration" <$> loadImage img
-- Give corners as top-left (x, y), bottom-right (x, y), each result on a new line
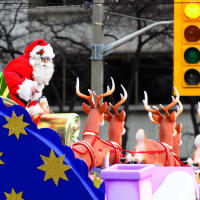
top-left (3, 111), bottom-right (29, 140)
top-left (4, 188), bottom-right (24, 200)
top-left (0, 152), bottom-right (4, 165)
top-left (37, 149), bottom-right (71, 186)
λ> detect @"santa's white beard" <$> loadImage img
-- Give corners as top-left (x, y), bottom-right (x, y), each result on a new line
top-left (31, 59), bottom-right (54, 86)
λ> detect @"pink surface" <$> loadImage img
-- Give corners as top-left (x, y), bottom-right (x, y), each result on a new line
top-left (152, 166), bottom-right (195, 193)
top-left (101, 164), bottom-right (198, 200)
top-left (101, 164), bottom-right (154, 200)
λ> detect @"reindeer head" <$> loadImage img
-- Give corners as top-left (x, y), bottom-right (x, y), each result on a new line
top-left (104, 84), bottom-right (127, 145)
top-left (76, 77), bottom-right (115, 133)
top-left (143, 87), bottom-right (183, 146)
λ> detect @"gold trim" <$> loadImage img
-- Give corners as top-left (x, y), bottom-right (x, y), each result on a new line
top-left (83, 131), bottom-right (99, 137)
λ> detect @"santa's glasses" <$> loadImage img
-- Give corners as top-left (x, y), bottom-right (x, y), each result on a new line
top-left (40, 57), bottom-right (51, 63)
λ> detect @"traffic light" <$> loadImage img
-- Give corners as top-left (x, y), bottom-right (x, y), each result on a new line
top-left (174, 0), bottom-right (200, 96)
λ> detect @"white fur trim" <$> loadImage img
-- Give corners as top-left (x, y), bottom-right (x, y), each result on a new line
top-left (29, 59), bottom-right (35, 66)
top-left (30, 44), bottom-right (55, 59)
top-left (17, 79), bottom-right (37, 101)
top-left (26, 103), bottom-right (44, 116)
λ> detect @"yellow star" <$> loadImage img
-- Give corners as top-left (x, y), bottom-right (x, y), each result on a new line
top-left (37, 149), bottom-right (71, 186)
top-left (0, 152), bottom-right (4, 165)
top-left (4, 188), bottom-right (24, 200)
top-left (3, 111), bottom-right (29, 140)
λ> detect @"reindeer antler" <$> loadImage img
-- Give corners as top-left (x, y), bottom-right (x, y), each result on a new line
top-left (143, 91), bottom-right (163, 124)
top-left (93, 77), bottom-right (115, 107)
top-left (109, 84), bottom-right (127, 120)
top-left (160, 87), bottom-right (183, 119)
top-left (104, 106), bottom-right (113, 122)
top-left (143, 88), bottom-right (183, 124)
top-left (76, 77), bottom-right (95, 107)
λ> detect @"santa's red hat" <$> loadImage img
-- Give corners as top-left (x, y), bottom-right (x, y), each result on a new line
top-left (24, 39), bottom-right (55, 59)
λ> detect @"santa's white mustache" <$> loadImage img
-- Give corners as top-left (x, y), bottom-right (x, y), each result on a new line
top-left (31, 59), bottom-right (54, 85)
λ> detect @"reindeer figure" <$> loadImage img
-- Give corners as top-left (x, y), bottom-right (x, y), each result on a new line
top-left (189, 103), bottom-right (200, 166)
top-left (130, 129), bottom-right (181, 166)
top-left (187, 134), bottom-right (200, 167)
top-left (72, 77), bottom-right (115, 170)
top-left (173, 122), bottom-right (182, 158)
top-left (122, 88), bottom-right (183, 166)
top-left (103, 84), bottom-right (127, 165)
top-left (186, 103), bottom-right (200, 167)
top-left (192, 134), bottom-right (200, 166)
top-left (143, 88), bottom-right (183, 149)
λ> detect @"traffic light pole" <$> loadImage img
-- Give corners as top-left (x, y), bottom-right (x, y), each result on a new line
top-left (103, 20), bottom-right (173, 56)
top-left (91, 18), bottom-right (173, 94)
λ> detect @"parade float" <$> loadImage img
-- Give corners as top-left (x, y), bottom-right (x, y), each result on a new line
top-left (0, 36), bottom-right (199, 199)
top-left (0, 73), bottom-right (200, 200)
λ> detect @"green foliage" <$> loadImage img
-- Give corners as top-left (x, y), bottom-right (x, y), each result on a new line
top-left (0, 72), bottom-right (11, 99)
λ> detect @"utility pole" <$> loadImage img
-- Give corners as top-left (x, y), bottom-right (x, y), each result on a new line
top-left (91, 0), bottom-right (104, 95)
top-left (91, 18), bottom-right (173, 95)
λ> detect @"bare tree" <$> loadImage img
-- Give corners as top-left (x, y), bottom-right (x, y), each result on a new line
top-left (1, 1), bottom-right (199, 146)
top-left (0, 1), bottom-right (27, 63)
top-left (102, 1), bottom-right (174, 149)
top-left (0, 2), bottom-right (93, 112)
top-left (28, 6), bottom-right (93, 111)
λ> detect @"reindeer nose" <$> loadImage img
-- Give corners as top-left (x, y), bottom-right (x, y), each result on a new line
top-left (130, 160), bottom-right (137, 164)
top-left (182, 160), bottom-right (188, 166)
top-left (120, 157), bottom-right (126, 163)
top-left (193, 162), bottom-right (199, 167)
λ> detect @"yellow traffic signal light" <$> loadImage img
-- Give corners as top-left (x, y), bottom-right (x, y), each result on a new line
top-left (184, 3), bottom-right (200, 19)
top-left (174, 0), bottom-right (200, 96)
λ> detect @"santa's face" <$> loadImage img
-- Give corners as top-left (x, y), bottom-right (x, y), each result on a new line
top-left (30, 57), bottom-right (54, 86)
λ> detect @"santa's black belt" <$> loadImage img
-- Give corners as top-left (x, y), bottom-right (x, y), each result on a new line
top-left (13, 94), bottom-right (29, 106)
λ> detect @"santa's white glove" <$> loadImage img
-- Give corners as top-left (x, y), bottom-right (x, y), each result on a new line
top-left (31, 85), bottom-right (40, 96)
top-left (26, 103), bottom-right (44, 116)
top-left (31, 84), bottom-right (44, 101)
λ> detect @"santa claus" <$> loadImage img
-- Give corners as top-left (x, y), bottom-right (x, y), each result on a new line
top-left (3, 39), bottom-right (55, 116)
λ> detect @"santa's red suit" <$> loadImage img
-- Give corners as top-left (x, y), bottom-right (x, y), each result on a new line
top-left (3, 39), bottom-right (55, 116)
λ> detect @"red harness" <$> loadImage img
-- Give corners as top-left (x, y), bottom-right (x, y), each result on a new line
top-left (72, 132), bottom-right (186, 169)
top-left (72, 131), bottom-right (99, 171)
top-left (72, 140), bottom-right (96, 171)
top-left (72, 131), bottom-right (122, 170)
top-left (98, 139), bottom-right (186, 166)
